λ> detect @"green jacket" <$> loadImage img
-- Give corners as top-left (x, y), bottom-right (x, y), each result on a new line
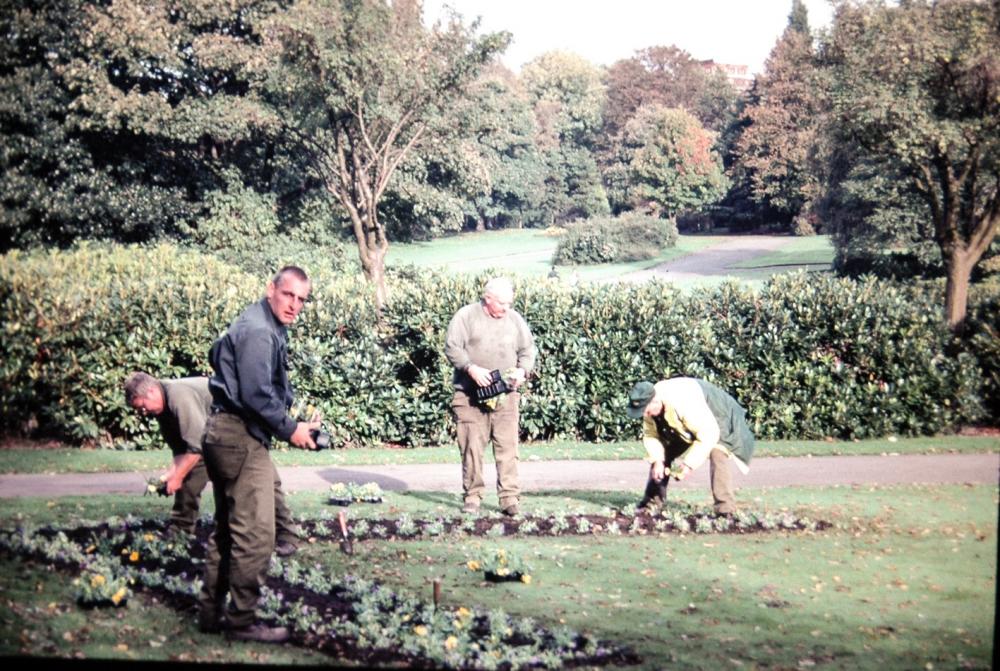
top-left (641, 377), bottom-right (754, 470)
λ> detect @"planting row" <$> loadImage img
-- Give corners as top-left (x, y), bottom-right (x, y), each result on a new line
top-left (0, 516), bottom-right (642, 669)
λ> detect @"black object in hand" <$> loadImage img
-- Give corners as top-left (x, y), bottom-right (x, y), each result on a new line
top-left (310, 429), bottom-right (331, 450)
top-left (474, 369), bottom-right (511, 401)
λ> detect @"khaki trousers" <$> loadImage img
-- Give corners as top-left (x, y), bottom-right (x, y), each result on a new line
top-left (171, 457), bottom-right (298, 545)
top-left (197, 412), bottom-right (277, 629)
top-left (709, 448), bottom-right (736, 514)
top-left (452, 390), bottom-right (520, 508)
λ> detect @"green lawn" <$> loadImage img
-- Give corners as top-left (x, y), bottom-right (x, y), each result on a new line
top-left (388, 229), bottom-right (725, 280)
top-left (729, 234), bottom-right (835, 270)
top-left (1, 435), bottom-right (996, 474)
top-left (1, 483), bottom-right (995, 669)
top-left (387, 228), bottom-right (836, 289)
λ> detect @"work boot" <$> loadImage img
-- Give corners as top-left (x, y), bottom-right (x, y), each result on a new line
top-left (501, 503), bottom-right (520, 518)
top-left (197, 609), bottom-right (226, 634)
top-left (226, 623), bottom-right (290, 643)
top-left (462, 499), bottom-right (480, 515)
top-left (637, 477), bottom-right (669, 513)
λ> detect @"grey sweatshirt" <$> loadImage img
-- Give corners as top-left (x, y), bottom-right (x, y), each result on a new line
top-left (444, 301), bottom-right (536, 391)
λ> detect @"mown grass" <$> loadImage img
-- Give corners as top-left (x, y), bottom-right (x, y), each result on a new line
top-left (1, 435), bottom-right (995, 475)
top-left (387, 228), bottom-right (724, 280)
top-left (0, 483), bottom-right (995, 669)
top-left (729, 234), bottom-right (835, 270)
top-left (386, 228), bottom-right (837, 290)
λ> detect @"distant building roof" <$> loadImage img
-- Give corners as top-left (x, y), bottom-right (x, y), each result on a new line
top-left (698, 59), bottom-right (754, 92)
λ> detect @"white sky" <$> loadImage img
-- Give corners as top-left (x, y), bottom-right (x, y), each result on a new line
top-left (423, 0), bottom-right (835, 75)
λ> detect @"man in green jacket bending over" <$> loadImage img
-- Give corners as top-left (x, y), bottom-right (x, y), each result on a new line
top-left (626, 377), bottom-right (754, 514)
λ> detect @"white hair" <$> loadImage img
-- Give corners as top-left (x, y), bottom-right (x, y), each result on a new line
top-left (483, 276), bottom-right (514, 299)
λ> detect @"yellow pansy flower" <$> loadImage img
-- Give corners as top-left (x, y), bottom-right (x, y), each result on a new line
top-left (444, 635), bottom-right (458, 650)
top-left (413, 625), bottom-right (428, 637)
top-left (111, 587), bottom-right (127, 605)
top-left (90, 574), bottom-right (106, 588)
top-left (520, 574), bottom-right (532, 584)
top-left (466, 560), bottom-right (481, 571)
top-left (129, 551), bottom-right (140, 562)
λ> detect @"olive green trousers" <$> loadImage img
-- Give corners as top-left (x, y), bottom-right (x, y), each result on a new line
top-left (197, 412), bottom-right (279, 629)
top-left (172, 457), bottom-right (299, 545)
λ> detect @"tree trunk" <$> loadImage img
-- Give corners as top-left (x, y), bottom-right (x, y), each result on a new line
top-left (943, 247), bottom-right (974, 333)
top-left (359, 242), bottom-right (388, 313)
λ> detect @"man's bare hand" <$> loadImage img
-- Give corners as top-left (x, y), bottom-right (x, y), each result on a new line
top-left (166, 474), bottom-right (184, 495)
top-left (466, 364), bottom-right (493, 387)
top-left (290, 420), bottom-right (321, 449)
top-left (650, 460), bottom-right (666, 481)
top-left (508, 367), bottom-right (527, 389)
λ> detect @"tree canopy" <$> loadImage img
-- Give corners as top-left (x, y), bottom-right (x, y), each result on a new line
top-left (822, 0), bottom-right (999, 330)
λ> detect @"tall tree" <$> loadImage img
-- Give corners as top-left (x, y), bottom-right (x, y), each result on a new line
top-left (0, 0), bottom-right (238, 249)
top-left (0, 0), bottom-right (325, 252)
top-left (731, 0), bottom-right (824, 232)
top-left (520, 50), bottom-right (609, 224)
top-left (602, 45), bottom-right (738, 136)
top-left (260, 0), bottom-right (507, 308)
top-left (380, 65), bottom-right (546, 239)
top-left (610, 105), bottom-right (727, 218)
top-left (823, 0), bottom-right (999, 330)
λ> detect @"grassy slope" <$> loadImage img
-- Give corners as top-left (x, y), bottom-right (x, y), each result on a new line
top-left (0, 484), bottom-right (995, 669)
top-left (387, 229), bottom-right (836, 288)
top-left (1, 435), bottom-right (996, 475)
top-left (388, 229), bottom-right (726, 281)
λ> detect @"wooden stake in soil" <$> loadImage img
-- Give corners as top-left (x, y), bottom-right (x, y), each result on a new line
top-left (432, 578), bottom-right (442, 608)
top-left (337, 509), bottom-right (354, 555)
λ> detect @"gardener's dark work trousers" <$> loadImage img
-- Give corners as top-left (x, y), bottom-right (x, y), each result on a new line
top-left (197, 412), bottom-right (277, 629)
top-left (171, 458), bottom-right (299, 545)
top-left (170, 460), bottom-right (208, 534)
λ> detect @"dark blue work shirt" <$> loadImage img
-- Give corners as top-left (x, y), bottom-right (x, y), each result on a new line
top-left (208, 298), bottom-right (297, 446)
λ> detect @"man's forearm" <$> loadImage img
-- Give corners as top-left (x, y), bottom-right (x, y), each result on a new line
top-left (172, 453), bottom-right (202, 482)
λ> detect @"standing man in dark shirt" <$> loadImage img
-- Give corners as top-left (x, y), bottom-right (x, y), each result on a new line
top-left (197, 266), bottom-right (319, 643)
top-left (123, 372), bottom-right (300, 554)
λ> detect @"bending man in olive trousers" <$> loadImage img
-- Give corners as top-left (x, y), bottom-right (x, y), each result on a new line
top-left (197, 266), bottom-right (320, 644)
top-left (626, 377), bottom-right (754, 514)
top-left (123, 372), bottom-right (299, 555)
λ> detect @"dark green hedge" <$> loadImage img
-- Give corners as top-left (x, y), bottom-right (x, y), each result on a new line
top-left (0, 243), bottom-right (991, 448)
top-left (553, 213), bottom-right (678, 265)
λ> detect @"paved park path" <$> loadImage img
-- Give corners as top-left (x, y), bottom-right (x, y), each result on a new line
top-left (616, 235), bottom-right (801, 283)
top-left (1, 453), bottom-right (996, 499)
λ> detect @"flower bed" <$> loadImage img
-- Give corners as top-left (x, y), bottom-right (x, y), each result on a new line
top-left (0, 516), bottom-right (640, 669)
top-left (303, 503), bottom-right (830, 543)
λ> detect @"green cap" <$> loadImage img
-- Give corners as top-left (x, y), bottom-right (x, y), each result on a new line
top-left (626, 381), bottom-right (655, 419)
